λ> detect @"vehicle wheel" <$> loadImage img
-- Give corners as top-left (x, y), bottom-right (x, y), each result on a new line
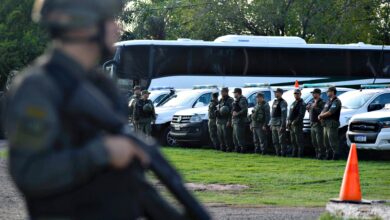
top-left (162, 127), bottom-right (176, 147)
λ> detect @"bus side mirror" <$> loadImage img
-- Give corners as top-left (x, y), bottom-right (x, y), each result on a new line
top-left (102, 60), bottom-right (117, 77)
top-left (368, 103), bottom-right (384, 112)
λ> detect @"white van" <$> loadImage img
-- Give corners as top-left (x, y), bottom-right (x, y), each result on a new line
top-left (170, 84), bottom-right (275, 146)
top-left (153, 86), bottom-right (218, 145)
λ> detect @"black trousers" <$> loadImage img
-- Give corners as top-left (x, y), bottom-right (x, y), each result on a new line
top-left (27, 166), bottom-right (182, 220)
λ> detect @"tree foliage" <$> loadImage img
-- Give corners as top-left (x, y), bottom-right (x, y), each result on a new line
top-left (2, 0), bottom-right (390, 85)
top-left (122, 0), bottom-right (390, 44)
top-left (0, 0), bottom-right (48, 87)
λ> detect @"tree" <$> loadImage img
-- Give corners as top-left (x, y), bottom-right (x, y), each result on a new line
top-left (0, 0), bottom-right (48, 88)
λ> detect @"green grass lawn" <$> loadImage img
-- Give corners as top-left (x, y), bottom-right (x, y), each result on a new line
top-left (0, 148), bottom-right (7, 159)
top-left (162, 147), bottom-right (390, 207)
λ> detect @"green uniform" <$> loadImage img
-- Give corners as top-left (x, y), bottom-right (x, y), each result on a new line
top-left (129, 94), bottom-right (141, 131)
top-left (208, 99), bottom-right (220, 149)
top-left (288, 98), bottom-right (306, 157)
top-left (216, 96), bottom-right (234, 151)
top-left (322, 97), bottom-right (342, 159)
top-left (269, 98), bottom-right (288, 156)
top-left (133, 99), bottom-right (156, 136)
top-left (308, 98), bottom-right (325, 159)
top-left (232, 96), bottom-right (248, 153)
top-left (4, 49), bottom-right (136, 219)
top-left (250, 101), bottom-right (270, 154)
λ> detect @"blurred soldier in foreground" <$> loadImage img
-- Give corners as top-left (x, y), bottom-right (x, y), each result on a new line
top-left (232, 88), bottom-right (248, 153)
top-left (208, 92), bottom-right (220, 150)
top-left (269, 88), bottom-right (288, 156)
top-left (287, 89), bottom-right (306, 157)
top-left (250, 92), bottom-right (270, 154)
top-left (134, 90), bottom-right (156, 136)
top-left (4, 0), bottom-right (185, 219)
top-left (216, 87), bottom-right (234, 152)
top-left (319, 87), bottom-right (342, 160)
top-left (307, 88), bottom-right (325, 159)
top-left (129, 85), bottom-right (142, 129)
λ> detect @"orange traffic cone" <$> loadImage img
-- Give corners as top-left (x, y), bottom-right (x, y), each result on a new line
top-left (338, 143), bottom-right (362, 202)
top-left (294, 80), bottom-right (299, 88)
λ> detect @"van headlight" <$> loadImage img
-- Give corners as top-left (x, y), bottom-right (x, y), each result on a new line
top-left (380, 121), bottom-right (390, 128)
top-left (190, 114), bottom-right (206, 123)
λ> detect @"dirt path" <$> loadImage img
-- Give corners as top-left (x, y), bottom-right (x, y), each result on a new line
top-left (0, 159), bottom-right (324, 219)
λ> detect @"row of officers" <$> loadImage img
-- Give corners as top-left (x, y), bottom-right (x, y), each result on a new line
top-left (208, 87), bottom-right (342, 160)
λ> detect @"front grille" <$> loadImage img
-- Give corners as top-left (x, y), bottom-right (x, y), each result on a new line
top-left (303, 119), bottom-right (311, 128)
top-left (172, 115), bottom-right (192, 123)
top-left (349, 121), bottom-right (381, 132)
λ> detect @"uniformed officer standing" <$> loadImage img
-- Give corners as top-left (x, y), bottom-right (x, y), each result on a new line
top-left (134, 90), bottom-right (156, 136)
top-left (4, 0), bottom-right (183, 219)
top-left (208, 92), bottom-right (220, 150)
top-left (307, 88), bottom-right (325, 159)
top-left (232, 88), bottom-right (248, 153)
top-left (216, 87), bottom-right (234, 152)
top-left (287, 89), bottom-right (306, 157)
top-left (250, 92), bottom-right (270, 154)
top-left (129, 85), bottom-right (142, 130)
top-left (269, 88), bottom-right (288, 156)
top-left (318, 87), bottom-right (342, 160)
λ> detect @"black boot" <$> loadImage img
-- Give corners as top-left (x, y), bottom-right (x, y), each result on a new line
top-left (235, 147), bottom-right (241, 153)
top-left (255, 147), bottom-right (261, 154)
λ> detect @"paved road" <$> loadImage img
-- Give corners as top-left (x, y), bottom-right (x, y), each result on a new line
top-left (0, 158), bottom-right (324, 220)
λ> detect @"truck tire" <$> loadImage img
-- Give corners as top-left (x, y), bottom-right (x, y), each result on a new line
top-left (162, 126), bottom-right (176, 147)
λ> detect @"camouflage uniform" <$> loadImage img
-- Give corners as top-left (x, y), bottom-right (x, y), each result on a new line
top-left (133, 96), bottom-right (156, 136)
top-left (322, 96), bottom-right (342, 160)
top-left (288, 98), bottom-right (306, 157)
top-left (250, 100), bottom-right (270, 154)
top-left (270, 97), bottom-right (288, 156)
top-left (216, 96), bottom-right (234, 151)
top-left (308, 97), bottom-right (325, 159)
top-left (129, 93), bottom-right (141, 131)
top-left (208, 98), bottom-right (220, 149)
top-left (5, 49), bottom-right (143, 219)
top-left (232, 95), bottom-right (248, 153)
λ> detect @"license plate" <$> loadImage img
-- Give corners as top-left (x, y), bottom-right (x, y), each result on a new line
top-left (354, 135), bottom-right (367, 142)
top-left (174, 124), bottom-right (181, 130)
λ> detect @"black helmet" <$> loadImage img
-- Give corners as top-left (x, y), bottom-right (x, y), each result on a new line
top-left (32, 0), bottom-right (124, 29)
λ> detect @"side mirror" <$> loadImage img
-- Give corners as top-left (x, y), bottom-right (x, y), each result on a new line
top-left (368, 103), bottom-right (384, 112)
top-left (102, 60), bottom-right (117, 77)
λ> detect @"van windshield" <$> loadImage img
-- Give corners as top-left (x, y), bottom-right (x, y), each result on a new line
top-left (161, 91), bottom-right (198, 107)
top-left (339, 91), bottom-right (376, 109)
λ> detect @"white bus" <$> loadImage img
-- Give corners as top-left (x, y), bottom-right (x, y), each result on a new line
top-left (105, 35), bottom-right (390, 91)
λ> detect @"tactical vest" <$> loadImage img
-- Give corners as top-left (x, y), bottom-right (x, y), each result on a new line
top-left (135, 99), bottom-right (153, 118)
top-left (272, 98), bottom-right (284, 117)
top-left (217, 96), bottom-right (232, 119)
top-left (323, 97), bottom-right (341, 121)
top-left (252, 101), bottom-right (266, 123)
top-left (208, 101), bottom-right (218, 119)
top-left (289, 99), bottom-right (303, 121)
top-left (309, 98), bottom-right (324, 123)
top-left (233, 96), bottom-right (247, 118)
